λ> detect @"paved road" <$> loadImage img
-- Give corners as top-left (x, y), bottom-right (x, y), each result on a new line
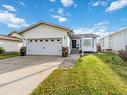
top-left (0, 56), bottom-right (63, 95)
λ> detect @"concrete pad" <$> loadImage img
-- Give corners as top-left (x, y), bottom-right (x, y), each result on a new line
top-left (0, 56), bottom-right (63, 95)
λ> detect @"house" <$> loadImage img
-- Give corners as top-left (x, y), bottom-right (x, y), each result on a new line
top-left (110, 28), bottom-right (127, 51)
top-left (19, 21), bottom-right (99, 56)
top-left (19, 21), bottom-right (73, 55)
top-left (99, 28), bottom-right (127, 52)
top-left (0, 35), bottom-right (22, 52)
top-left (72, 34), bottom-right (99, 52)
top-left (8, 31), bottom-right (23, 39)
top-left (99, 35), bottom-right (112, 51)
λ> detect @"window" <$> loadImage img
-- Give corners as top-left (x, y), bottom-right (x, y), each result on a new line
top-left (35, 40), bottom-right (38, 42)
top-left (40, 40), bottom-right (43, 42)
top-left (57, 39), bottom-right (60, 42)
top-left (83, 39), bottom-right (91, 46)
top-left (45, 40), bottom-right (48, 42)
top-left (30, 40), bottom-right (32, 42)
top-left (51, 39), bottom-right (54, 42)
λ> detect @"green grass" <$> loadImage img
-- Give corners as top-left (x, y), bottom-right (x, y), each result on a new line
top-left (95, 52), bottom-right (127, 84)
top-left (31, 53), bottom-right (127, 95)
top-left (94, 52), bottom-right (125, 65)
top-left (0, 52), bottom-right (20, 60)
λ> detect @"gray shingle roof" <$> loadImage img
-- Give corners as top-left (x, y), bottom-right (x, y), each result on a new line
top-left (74, 34), bottom-right (99, 38)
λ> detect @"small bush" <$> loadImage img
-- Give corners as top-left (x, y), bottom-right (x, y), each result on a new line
top-left (119, 50), bottom-right (127, 62)
top-left (20, 47), bottom-right (26, 56)
top-left (0, 47), bottom-right (5, 54)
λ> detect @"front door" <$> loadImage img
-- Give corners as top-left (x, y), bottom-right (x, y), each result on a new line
top-left (72, 40), bottom-right (76, 49)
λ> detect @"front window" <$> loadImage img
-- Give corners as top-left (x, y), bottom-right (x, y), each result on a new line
top-left (83, 39), bottom-right (91, 46)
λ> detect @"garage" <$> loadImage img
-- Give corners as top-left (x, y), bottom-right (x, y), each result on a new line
top-left (19, 21), bottom-right (73, 56)
top-left (27, 38), bottom-right (62, 55)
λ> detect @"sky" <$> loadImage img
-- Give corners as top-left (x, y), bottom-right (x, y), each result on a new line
top-left (0, 0), bottom-right (127, 37)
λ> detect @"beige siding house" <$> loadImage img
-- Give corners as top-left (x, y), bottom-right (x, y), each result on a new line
top-left (19, 21), bottom-right (73, 55)
top-left (0, 35), bottom-right (22, 52)
top-left (18, 21), bottom-right (98, 56)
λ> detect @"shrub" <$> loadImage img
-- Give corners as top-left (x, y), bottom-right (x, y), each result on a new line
top-left (0, 47), bottom-right (5, 54)
top-left (20, 47), bottom-right (26, 56)
top-left (119, 50), bottom-right (127, 62)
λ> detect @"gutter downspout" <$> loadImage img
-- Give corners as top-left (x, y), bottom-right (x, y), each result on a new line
top-left (125, 31), bottom-right (127, 50)
top-left (81, 36), bottom-right (83, 56)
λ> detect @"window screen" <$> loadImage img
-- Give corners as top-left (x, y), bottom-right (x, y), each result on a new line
top-left (83, 39), bottom-right (91, 46)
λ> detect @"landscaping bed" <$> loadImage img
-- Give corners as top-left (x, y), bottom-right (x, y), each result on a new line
top-left (31, 53), bottom-right (127, 95)
top-left (0, 52), bottom-right (20, 60)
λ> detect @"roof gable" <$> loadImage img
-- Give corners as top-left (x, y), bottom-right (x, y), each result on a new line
top-left (19, 21), bottom-right (73, 34)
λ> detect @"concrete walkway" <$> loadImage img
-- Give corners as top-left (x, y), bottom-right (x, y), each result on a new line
top-left (60, 54), bottom-right (80, 68)
top-left (0, 56), bottom-right (63, 95)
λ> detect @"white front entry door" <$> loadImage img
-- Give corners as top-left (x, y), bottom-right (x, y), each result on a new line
top-left (27, 38), bottom-right (62, 55)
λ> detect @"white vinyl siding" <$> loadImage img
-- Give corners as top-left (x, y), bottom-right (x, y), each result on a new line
top-left (0, 40), bottom-right (22, 52)
top-left (22, 24), bottom-right (71, 55)
top-left (81, 38), bottom-right (97, 52)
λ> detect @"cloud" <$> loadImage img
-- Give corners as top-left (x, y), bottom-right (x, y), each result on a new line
top-left (92, 1), bottom-right (100, 7)
top-left (3, 5), bottom-right (16, 12)
top-left (106, 0), bottom-right (127, 12)
top-left (49, 0), bottom-right (56, 2)
top-left (57, 8), bottom-right (64, 15)
top-left (51, 8), bottom-right (70, 22)
top-left (92, 0), bottom-right (107, 7)
top-left (61, 0), bottom-right (74, 7)
top-left (20, 2), bottom-right (26, 7)
top-left (74, 22), bottom-right (110, 38)
top-left (52, 15), bottom-right (67, 22)
top-left (0, 11), bottom-right (28, 29)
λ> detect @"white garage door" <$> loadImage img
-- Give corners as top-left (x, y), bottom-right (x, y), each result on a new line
top-left (27, 38), bottom-right (62, 55)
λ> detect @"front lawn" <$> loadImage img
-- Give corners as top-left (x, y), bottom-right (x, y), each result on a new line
top-left (95, 52), bottom-right (127, 84)
top-left (0, 52), bottom-right (20, 60)
top-left (31, 53), bottom-right (127, 95)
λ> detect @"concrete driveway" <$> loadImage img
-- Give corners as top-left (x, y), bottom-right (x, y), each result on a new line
top-left (0, 56), bottom-right (63, 95)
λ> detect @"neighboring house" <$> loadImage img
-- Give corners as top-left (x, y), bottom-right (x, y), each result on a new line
top-left (0, 35), bottom-right (22, 52)
top-left (110, 28), bottom-right (127, 51)
top-left (99, 35), bottom-right (112, 51)
top-left (18, 21), bottom-right (99, 56)
top-left (72, 34), bottom-right (99, 52)
top-left (100, 28), bottom-right (127, 52)
top-left (8, 31), bottom-right (23, 39)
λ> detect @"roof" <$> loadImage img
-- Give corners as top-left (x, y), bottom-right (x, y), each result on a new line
top-left (109, 28), bottom-right (127, 36)
top-left (8, 31), bottom-right (17, 36)
top-left (0, 35), bottom-right (22, 42)
top-left (19, 21), bottom-right (73, 34)
top-left (74, 33), bottom-right (99, 38)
